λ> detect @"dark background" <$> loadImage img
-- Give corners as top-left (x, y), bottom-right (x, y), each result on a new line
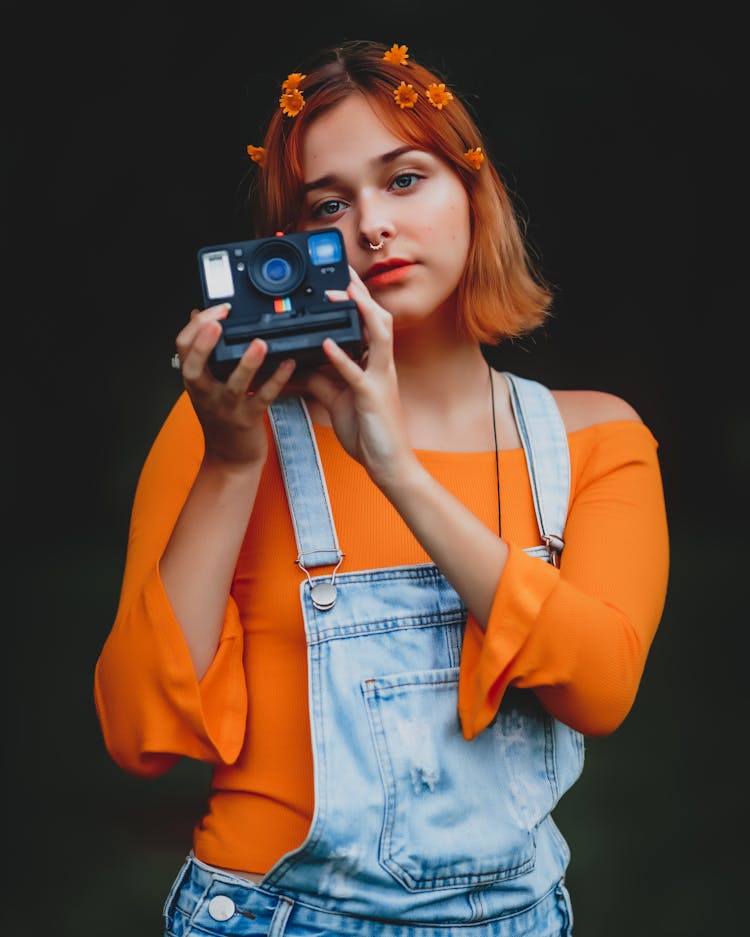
top-left (8, 1), bottom-right (748, 934)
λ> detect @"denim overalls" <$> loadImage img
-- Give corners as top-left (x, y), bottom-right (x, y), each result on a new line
top-left (164, 373), bottom-right (581, 937)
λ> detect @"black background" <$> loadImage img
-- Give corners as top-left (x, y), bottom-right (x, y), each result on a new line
top-left (7, 1), bottom-right (748, 934)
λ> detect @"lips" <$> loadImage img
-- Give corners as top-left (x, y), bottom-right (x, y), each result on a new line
top-left (363, 259), bottom-right (413, 287)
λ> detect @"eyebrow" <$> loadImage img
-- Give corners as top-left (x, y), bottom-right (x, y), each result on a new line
top-left (303, 145), bottom-right (420, 193)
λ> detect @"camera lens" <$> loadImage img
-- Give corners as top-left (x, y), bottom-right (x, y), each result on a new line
top-left (249, 239), bottom-right (305, 296)
top-left (262, 257), bottom-right (292, 283)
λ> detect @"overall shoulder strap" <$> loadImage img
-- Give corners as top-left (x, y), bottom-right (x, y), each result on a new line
top-left (503, 373), bottom-right (570, 564)
top-left (267, 397), bottom-right (343, 571)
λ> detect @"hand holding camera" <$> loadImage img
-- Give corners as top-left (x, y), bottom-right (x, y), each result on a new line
top-left (196, 228), bottom-right (364, 384)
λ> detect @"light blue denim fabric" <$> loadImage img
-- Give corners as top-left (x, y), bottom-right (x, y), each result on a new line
top-left (164, 372), bottom-right (581, 934)
top-left (164, 853), bottom-right (574, 936)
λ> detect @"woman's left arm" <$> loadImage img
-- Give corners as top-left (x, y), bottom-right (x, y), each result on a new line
top-left (303, 270), bottom-right (669, 740)
top-left (458, 421), bottom-right (668, 738)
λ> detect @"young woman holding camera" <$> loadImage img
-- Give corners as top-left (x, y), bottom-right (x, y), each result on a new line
top-left (94, 39), bottom-right (669, 937)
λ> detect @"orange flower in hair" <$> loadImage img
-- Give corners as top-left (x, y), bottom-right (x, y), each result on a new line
top-left (464, 147), bottom-right (485, 170)
top-left (282, 72), bottom-right (307, 91)
top-left (246, 145), bottom-right (266, 167)
top-left (383, 43), bottom-right (409, 65)
top-left (393, 81), bottom-right (418, 109)
top-left (426, 83), bottom-right (453, 109)
top-left (280, 87), bottom-right (305, 117)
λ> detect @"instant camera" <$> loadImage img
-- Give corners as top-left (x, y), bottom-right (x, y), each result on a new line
top-left (197, 228), bottom-right (363, 383)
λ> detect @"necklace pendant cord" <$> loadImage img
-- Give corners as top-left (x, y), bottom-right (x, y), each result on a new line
top-left (488, 360), bottom-right (501, 537)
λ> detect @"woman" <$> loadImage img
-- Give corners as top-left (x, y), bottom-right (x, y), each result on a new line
top-left (94, 40), bottom-right (669, 936)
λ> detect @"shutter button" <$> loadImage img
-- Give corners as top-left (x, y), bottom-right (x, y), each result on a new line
top-left (208, 895), bottom-right (236, 921)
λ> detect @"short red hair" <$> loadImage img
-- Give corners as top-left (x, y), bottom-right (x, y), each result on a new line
top-left (247, 40), bottom-right (552, 344)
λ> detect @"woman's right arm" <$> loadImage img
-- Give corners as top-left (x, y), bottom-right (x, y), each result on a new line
top-left (94, 305), bottom-right (296, 776)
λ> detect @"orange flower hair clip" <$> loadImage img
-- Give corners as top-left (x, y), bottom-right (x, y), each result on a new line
top-left (246, 145), bottom-right (266, 167)
top-left (279, 72), bottom-right (307, 117)
top-left (426, 83), bottom-right (453, 110)
top-left (383, 43), bottom-right (409, 65)
top-left (464, 147), bottom-right (485, 170)
top-left (385, 44), bottom-right (454, 112)
top-left (393, 81), bottom-right (418, 109)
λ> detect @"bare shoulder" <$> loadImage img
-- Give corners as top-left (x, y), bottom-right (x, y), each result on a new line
top-left (551, 389), bottom-right (643, 434)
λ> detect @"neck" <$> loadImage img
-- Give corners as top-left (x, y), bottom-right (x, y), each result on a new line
top-left (387, 314), bottom-right (501, 452)
top-left (392, 318), bottom-right (490, 413)
top-left (396, 345), bottom-right (490, 410)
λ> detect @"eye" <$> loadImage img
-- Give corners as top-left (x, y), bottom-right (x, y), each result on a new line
top-left (390, 172), bottom-right (423, 191)
top-left (311, 198), bottom-right (348, 220)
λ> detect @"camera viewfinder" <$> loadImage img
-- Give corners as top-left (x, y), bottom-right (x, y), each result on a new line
top-left (308, 231), bottom-right (342, 266)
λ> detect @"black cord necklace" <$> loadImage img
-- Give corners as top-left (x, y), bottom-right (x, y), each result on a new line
top-left (488, 360), bottom-right (502, 537)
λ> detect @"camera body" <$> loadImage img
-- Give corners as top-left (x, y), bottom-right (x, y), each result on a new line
top-left (196, 228), bottom-right (363, 383)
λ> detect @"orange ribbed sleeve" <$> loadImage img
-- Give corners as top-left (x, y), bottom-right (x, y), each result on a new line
top-left (94, 393), bottom-right (248, 776)
top-left (458, 421), bottom-right (669, 740)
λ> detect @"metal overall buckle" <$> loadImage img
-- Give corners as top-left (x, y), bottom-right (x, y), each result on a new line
top-left (542, 534), bottom-right (565, 568)
top-left (297, 552), bottom-right (345, 611)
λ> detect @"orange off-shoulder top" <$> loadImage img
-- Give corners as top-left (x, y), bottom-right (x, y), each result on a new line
top-left (94, 390), bottom-right (669, 875)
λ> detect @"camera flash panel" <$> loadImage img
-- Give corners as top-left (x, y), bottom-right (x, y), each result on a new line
top-left (202, 251), bottom-right (235, 300)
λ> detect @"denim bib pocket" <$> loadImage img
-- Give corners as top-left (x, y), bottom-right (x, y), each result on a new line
top-left (363, 668), bottom-right (559, 892)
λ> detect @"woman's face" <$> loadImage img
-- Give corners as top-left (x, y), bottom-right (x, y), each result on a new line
top-left (298, 94), bottom-right (471, 332)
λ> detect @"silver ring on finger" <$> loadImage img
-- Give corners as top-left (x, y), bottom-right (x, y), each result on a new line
top-left (171, 353), bottom-right (182, 370)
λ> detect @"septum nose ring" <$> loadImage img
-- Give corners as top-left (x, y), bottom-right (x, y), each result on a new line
top-left (368, 239), bottom-right (384, 251)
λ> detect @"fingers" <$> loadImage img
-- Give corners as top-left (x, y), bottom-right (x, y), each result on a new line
top-left (257, 358), bottom-right (298, 403)
top-left (177, 303), bottom-right (295, 411)
top-left (347, 266), bottom-right (392, 339)
top-left (224, 338), bottom-right (269, 397)
top-left (298, 366), bottom-right (342, 412)
top-left (213, 336), bottom-right (297, 407)
top-left (176, 303), bottom-right (231, 384)
top-left (317, 266), bottom-right (397, 394)
top-left (180, 318), bottom-right (223, 384)
top-left (177, 302), bottom-right (231, 348)
top-left (321, 338), bottom-right (366, 384)
top-left (330, 268), bottom-right (393, 370)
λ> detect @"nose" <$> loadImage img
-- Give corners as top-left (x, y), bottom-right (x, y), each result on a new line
top-left (358, 193), bottom-right (396, 252)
